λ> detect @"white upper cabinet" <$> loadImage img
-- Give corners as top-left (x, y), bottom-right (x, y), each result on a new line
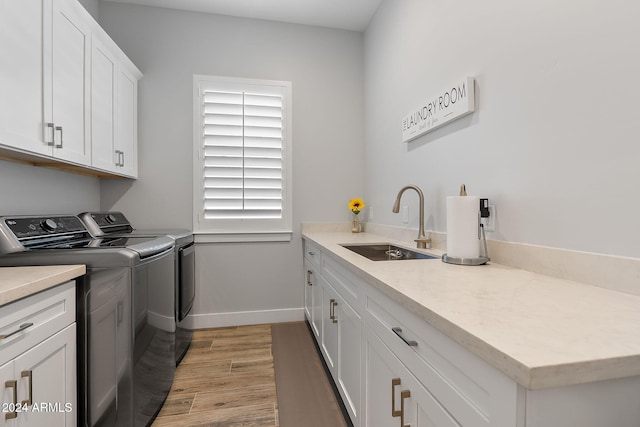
top-left (91, 30), bottom-right (141, 178)
top-left (0, 0), bottom-right (141, 178)
top-left (114, 66), bottom-right (139, 177)
top-left (91, 36), bottom-right (118, 173)
top-left (0, 0), bottom-right (50, 156)
top-left (49, 0), bottom-right (92, 165)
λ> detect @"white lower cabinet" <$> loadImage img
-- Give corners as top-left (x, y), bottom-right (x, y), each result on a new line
top-left (320, 282), bottom-right (361, 424)
top-left (5, 325), bottom-right (76, 427)
top-left (364, 326), bottom-right (459, 427)
top-left (320, 281), bottom-right (339, 373)
top-left (0, 282), bottom-right (77, 427)
top-left (302, 237), bottom-right (640, 427)
top-left (303, 261), bottom-right (322, 340)
top-left (302, 238), bottom-right (518, 427)
top-left (335, 295), bottom-right (361, 423)
top-left (304, 247), bottom-right (362, 426)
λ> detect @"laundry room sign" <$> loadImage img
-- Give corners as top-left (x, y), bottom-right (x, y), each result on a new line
top-left (402, 77), bottom-right (475, 142)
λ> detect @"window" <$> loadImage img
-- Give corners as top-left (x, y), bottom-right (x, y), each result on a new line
top-left (193, 75), bottom-right (292, 242)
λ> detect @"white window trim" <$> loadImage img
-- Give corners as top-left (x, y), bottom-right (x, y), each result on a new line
top-left (193, 75), bottom-right (293, 242)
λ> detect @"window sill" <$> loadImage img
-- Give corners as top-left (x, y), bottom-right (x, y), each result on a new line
top-left (194, 231), bottom-right (293, 243)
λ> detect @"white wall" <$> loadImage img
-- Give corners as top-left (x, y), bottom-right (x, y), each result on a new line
top-left (98, 3), bottom-right (365, 325)
top-left (363, 0), bottom-right (640, 259)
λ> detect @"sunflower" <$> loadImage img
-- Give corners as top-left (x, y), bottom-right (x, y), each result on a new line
top-left (348, 198), bottom-right (366, 215)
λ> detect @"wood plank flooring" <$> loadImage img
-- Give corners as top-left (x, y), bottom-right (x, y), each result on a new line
top-left (152, 324), bottom-right (279, 427)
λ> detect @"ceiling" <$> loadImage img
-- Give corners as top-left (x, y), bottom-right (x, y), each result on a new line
top-left (101, 0), bottom-right (383, 32)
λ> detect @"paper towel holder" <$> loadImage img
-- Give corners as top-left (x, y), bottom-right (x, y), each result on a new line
top-left (442, 218), bottom-right (490, 266)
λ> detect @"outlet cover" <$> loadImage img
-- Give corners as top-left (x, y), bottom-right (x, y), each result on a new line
top-left (482, 205), bottom-right (496, 231)
top-left (402, 205), bottom-right (409, 223)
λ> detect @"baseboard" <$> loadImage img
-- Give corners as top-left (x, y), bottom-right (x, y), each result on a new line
top-left (184, 307), bottom-right (305, 329)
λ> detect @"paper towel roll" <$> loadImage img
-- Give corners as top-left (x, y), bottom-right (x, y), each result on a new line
top-left (446, 196), bottom-right (480, 259)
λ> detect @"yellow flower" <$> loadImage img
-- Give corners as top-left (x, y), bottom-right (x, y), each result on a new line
top-left (348, 198), bottom-right (366, 215)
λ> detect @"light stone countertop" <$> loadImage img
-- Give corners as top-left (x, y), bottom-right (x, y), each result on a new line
top-left (302, 230), bottom-right (640, 390)
top-left (0, 265), bottom-right (85, 307)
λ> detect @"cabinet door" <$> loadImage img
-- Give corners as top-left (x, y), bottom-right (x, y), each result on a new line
top-left (0, 0), bottom-right (51, 155)
top-left (303, 263), bottom-right (314, 323)
top-left (0, 360), bottom-right (17, 427)
top-left (336, 294), bottom-right (361, 426)
top-left (321, 282), bottom-right (339, 377)
top-left (310, 271), bottom-right (323, 340)
top-left (13, 323), bottom-right (76, 427)
top-left (91, 37), bottom-right (117, 172)
top-left (363, 327), bottom-right (460, 427)
top-left (49, 0), bottom-right (91, 165)
top-left (115, 66), bottom-right (138, 177)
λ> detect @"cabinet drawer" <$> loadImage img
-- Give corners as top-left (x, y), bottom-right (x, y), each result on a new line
top-left (364, 286), bottom-right (517, 426)
top-left (304, 239), bottom-right (323, 271)
top-left (322, 254), bottom-right (361, 311)
top-left (0, 281), bottom-right (76, 365)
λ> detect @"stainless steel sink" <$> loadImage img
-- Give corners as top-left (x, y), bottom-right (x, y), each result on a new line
top-left (340, 243), bottom-right (438, 261)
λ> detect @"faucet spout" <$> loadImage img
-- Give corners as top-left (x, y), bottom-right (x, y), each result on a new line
top-left (392, 185), bottom-right (431, 249)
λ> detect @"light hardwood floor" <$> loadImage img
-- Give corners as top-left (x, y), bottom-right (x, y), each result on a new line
top-left (152, 324), bottom-right (279, 427)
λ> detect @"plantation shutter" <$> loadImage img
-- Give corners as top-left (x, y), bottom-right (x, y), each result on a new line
top-left (201, 86), bottom-right (284, 220)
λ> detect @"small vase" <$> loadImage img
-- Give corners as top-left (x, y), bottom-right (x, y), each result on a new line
top-left (351, 214), bottom-right (361, 233)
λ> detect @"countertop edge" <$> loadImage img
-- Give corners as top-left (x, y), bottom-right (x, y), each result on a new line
top-left (0, 265), bottom-right (86, 307)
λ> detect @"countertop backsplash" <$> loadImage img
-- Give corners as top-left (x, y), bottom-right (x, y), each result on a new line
top-left (301, 222), bottom-right (640, 297)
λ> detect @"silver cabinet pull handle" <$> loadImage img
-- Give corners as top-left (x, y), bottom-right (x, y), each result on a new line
top-left (306, 270), bottom-right (313, 286)
top-left (21, 370), bottom-right (33, 406)
top-left (45, 122), bottom-right (55, 146)
top-left (0, 322), bottom-right (34, 340)
top-left (307, 251), bottom-right (315, 256)
top-left (54, 126), bottom-right (63, 148)
top-left (392, 327), bottom-right (418, 347)
top-left (391, 378), bottom-right (402, 417)
top-left (329, 299), bottom-right (337, 323)
top-left (115, 150), bottom-right (124, 167)
top-left (391, 378), bottom-right (410, 427)
top-left (400, 389), bottom-right (411, 427)
top-left (4, 380), bottom-right (17, 419)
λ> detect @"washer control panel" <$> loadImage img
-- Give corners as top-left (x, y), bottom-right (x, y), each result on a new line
top-left (3, 216), bottom-right (87, 239)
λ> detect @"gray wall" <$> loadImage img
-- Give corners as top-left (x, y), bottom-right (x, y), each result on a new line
top-left (0, 160), bottom-right (100, 216)
top-left (98, 3), bottom-right (365, 325)
top-left (363, 0), bottom-right (640, 258)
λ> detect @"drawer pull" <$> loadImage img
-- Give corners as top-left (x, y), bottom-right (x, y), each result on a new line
top-left (392, 327), bottom-right (418, 347)
top-left (307, 251), bottom-right (316, 256)
top-left (0, 322), bottom-right (34, 340)
top-left (21, 370), bottom-right (33, 406)
top-left (4, 380), bottom-right (17, 419)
